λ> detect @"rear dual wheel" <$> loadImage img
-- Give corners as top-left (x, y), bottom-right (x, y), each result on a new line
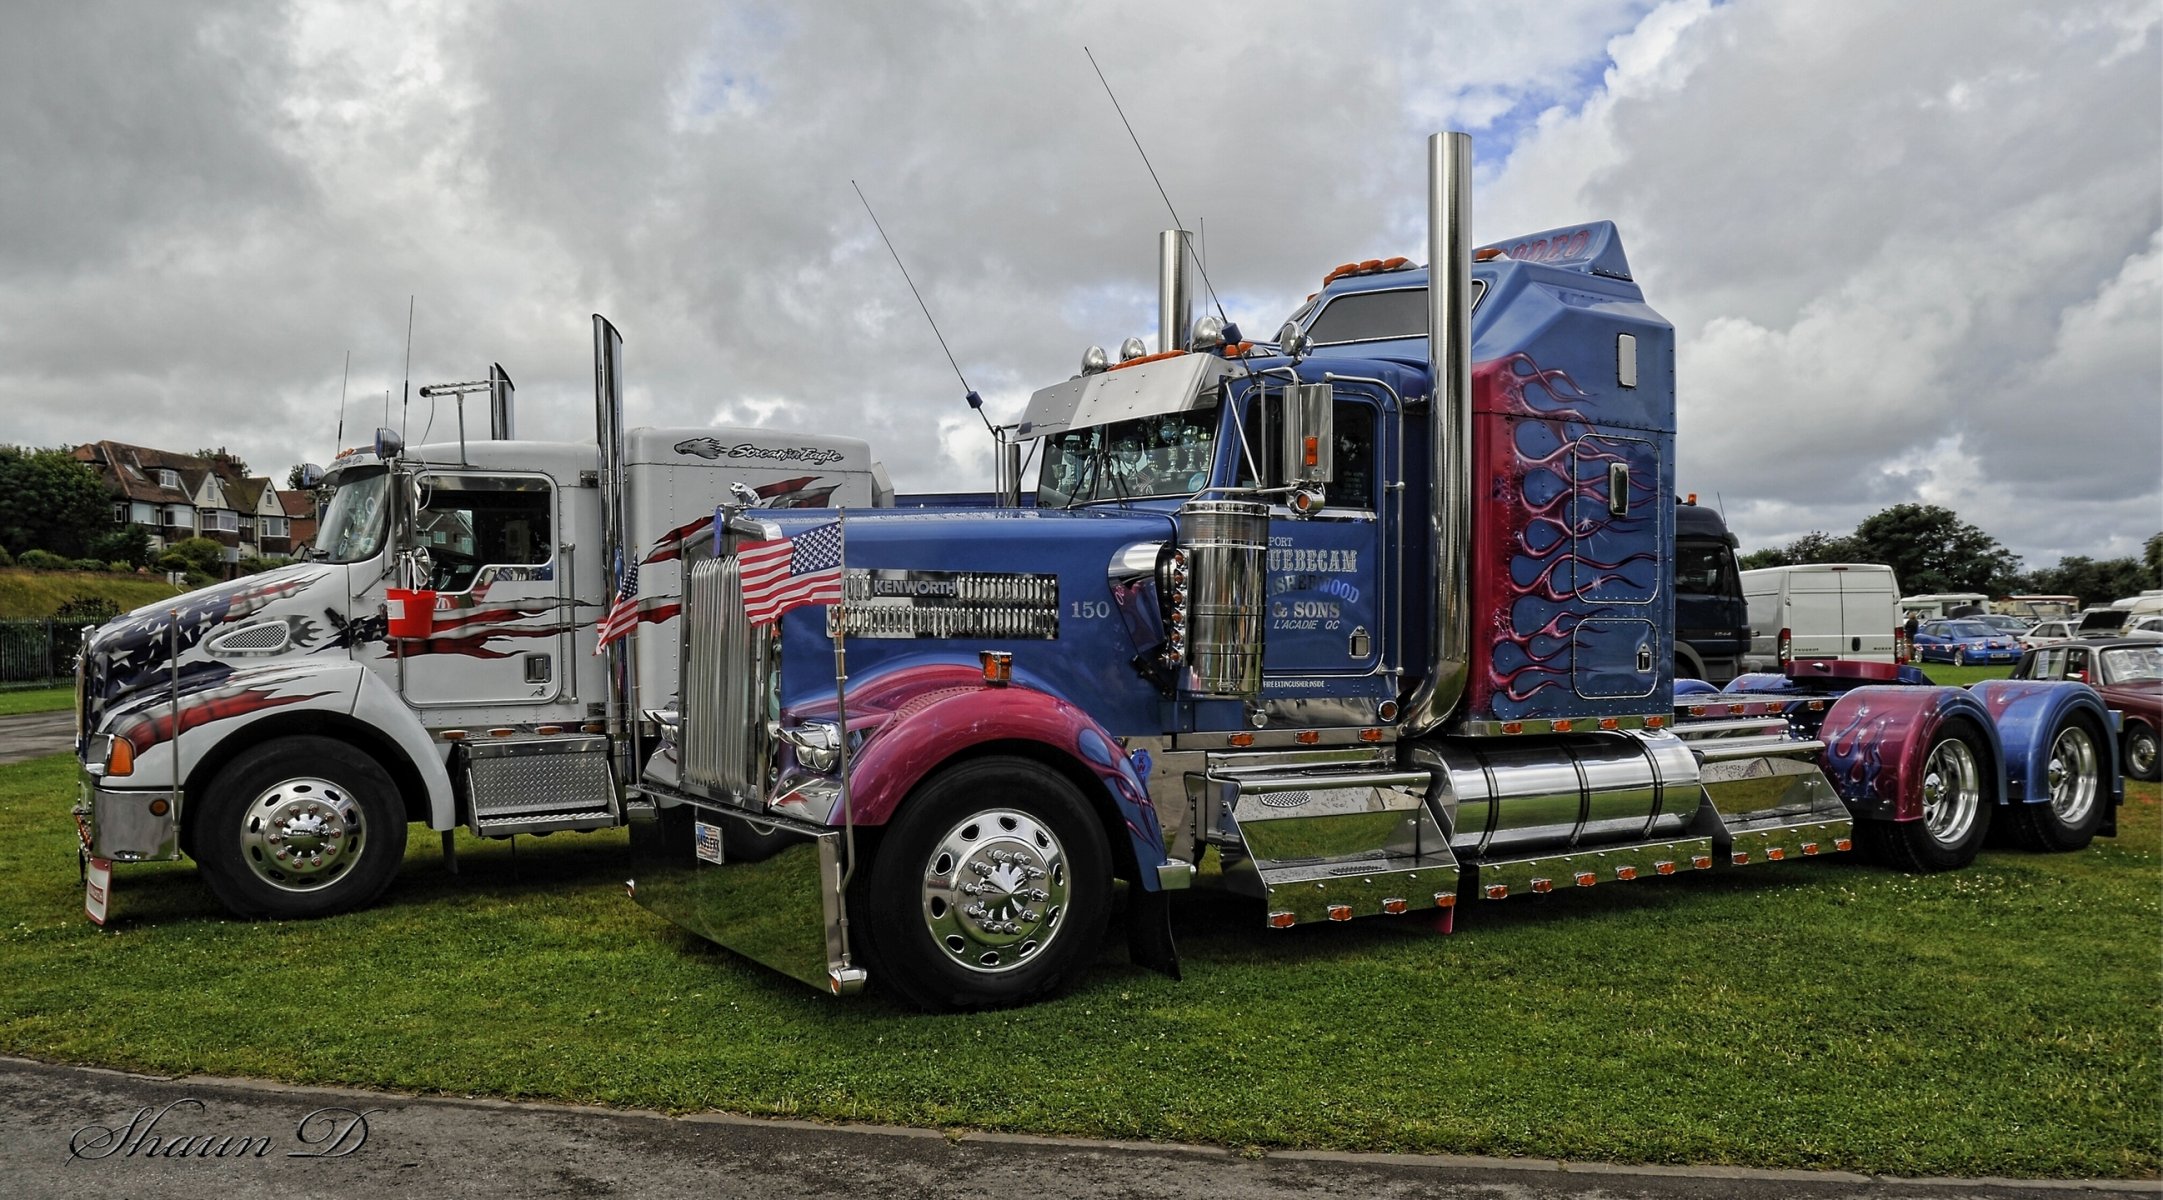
top-left (2010, 715), bottom-right (2108, 851)
top-left (1865, 723), bottom-right (1991, 872)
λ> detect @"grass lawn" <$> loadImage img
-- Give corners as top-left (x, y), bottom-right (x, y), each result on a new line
top-left (0, 568), bottom-right (180, 620)
top-left (1915, 662), bottom-right (2020, 687)
top-left (0, 750), bottom-right (2154, 1178)
top-left (0, 686), bottom-right (74, 717)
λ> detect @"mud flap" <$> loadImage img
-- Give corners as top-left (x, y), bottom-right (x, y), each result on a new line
top-left (1124, 886), bottom-right (1181, 980)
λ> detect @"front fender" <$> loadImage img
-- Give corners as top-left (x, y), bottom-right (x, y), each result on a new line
top-left (350, 669), bottom-right (457, 828)
top-left (1820, 685), bottom-right (2003, 821)
top-left (828, 663), bottom-right (1173, 890)
top-left (99, 659), bottom-right (361, 790)
top-left (1967, 679), bottom-right (2122, 811)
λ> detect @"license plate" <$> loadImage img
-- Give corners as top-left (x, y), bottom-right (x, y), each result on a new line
top-left (84, 857), bottom-right (112, 926)
top-left (693, 821), bottom-right (724, 865)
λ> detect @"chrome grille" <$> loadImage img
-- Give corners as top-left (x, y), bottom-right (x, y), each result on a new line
top-left (682, 555), bottom-right (774, 804)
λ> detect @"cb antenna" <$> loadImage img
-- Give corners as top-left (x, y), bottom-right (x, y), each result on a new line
top-left (398, 294), bottom-right (415, 438)
top-left (1084, 46), bottom-right (1231, 330)
top-left (334, 350), bottom-right (350, 448)
top-left (852, 180), bottom-right (993, 434)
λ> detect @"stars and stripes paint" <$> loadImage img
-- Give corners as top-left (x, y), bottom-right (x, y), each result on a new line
top-left (740, 522), bottom-right (844, 626)
top-left (593, 556), bottom-right (642, 654)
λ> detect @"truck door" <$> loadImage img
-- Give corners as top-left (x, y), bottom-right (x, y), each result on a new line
top-left (399, 471), bottom-right (570, 707)
top-left (1566, 432), bottom-right (1663, 699)
top-left (1256, 396), bottom-right (1385, 685)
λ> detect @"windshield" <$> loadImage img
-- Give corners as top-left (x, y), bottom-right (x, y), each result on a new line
top-left (1036, 410), bottom-right (1221, 507)
top-left (2102, 646), bottom-right (2163, 684)
top-left (313, 468), bottom-right (391, 563)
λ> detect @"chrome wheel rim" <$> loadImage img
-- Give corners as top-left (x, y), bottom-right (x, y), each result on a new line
top-left (2045, 726), bottom-right (2098, 825)
top-left (1920, 738), bottom-right (1981, 846)
top-left (238, 777), bottom-right (367, 893)
top-left (2130, 731), bottom-right (2159, 780)
top-left (920, 809), bottom-right (1069, 974)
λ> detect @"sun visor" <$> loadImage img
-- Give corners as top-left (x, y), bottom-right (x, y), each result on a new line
top-left (1016, 353), bottom-right (1236, 440)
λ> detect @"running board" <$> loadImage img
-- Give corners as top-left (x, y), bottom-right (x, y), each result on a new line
top-left (1473, 831), bottom-right (1721, 899)
top-left (1194, 768), bottom-right (1461, 927)
top-left (1699, 754), bottom-right (1855, 863)
top-left (464, 735), bottom-right (624, 838)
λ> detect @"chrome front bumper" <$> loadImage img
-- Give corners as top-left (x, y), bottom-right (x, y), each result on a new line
top-left (74, 763), bottom-right (184, 862)
top-left (625, 793), bottom-right (866, 997)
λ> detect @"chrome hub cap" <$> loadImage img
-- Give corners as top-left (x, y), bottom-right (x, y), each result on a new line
top-left (920, 809), bottom-right (1068, 973)
top-left (239, 778), bottom-right (366, 892)
top-left (1920, 739), bottom-right (1981, 845)
top-left (2045, 726), bottom-right (2098, 825)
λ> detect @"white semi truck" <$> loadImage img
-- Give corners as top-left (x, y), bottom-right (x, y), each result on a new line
top-left (72, 318), bottom-right (891, 921)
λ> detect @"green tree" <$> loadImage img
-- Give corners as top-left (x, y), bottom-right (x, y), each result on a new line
top-left (88, 523), bottom-right (154, 568)
top-left (1737, 530), bottom-right (1864, 571)
top-left (0, 447), bottom-right (111, 559)
top-left (167, 536), bottom-right (228, 578)
top-left (2020, 554), bottom-right (2158, 608)
top-left (2145, 531), bottom-right (2162, 580)
top-left (1849, 504), bottom-right (2020, 594)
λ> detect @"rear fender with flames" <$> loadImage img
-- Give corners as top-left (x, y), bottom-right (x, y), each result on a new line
top-left (1819, 685), bottom-right (2004, 822)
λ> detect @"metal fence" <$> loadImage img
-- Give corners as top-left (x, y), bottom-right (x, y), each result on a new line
top-left (0, 619), bottom-right (84, 685)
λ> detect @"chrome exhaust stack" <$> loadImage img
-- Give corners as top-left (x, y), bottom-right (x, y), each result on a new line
top-left (1399, 131), bottom-right (1474, 738)
top-left (1159, 229), bottom-right (1193, 353)
top-left (487, 362), bottom-right (516, 439)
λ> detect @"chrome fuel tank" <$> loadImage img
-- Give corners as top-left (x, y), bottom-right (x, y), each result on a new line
top-left (1410, 730), bottom-right (1703, 859)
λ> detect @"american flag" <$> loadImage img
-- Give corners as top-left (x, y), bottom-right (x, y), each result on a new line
top-left (592, 555), bottom-right (641, 654)
top-left (740, 522), bottom-right (844, 626)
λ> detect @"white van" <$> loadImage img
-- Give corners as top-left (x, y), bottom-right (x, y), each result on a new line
top-left (1742, 563), bottom-right (1903, 671)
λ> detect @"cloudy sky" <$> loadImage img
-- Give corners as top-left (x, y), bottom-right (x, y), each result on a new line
top-left (3, 0), bottom-right (2157, 568)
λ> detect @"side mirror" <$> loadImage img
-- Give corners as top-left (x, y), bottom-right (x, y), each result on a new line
top-left (1281, 383), bottom-right (1334, 486)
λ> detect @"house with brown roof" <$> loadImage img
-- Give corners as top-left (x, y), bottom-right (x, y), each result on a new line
top-left (71, 442), bottom-right (312, 571)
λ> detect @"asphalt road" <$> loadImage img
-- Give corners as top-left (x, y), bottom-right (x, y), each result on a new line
top-left (0, 1057), bottom-right (2151, 1200)
top-left (0, 710), bottom-right (73, 766)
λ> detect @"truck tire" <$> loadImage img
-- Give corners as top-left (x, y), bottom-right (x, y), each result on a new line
top-left (2009, 713), bottom-right (2108, 852)
top-left (2124, 722), bottom-right (2159, 783)
top-left (194, 735), bottom-right (409, 919)
top-left (1865, 722), bottom-right (1991, 873)
top-left (857, 756), bottom-right (1111, 1012)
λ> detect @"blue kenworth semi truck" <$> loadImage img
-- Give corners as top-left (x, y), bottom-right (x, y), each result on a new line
top-left (625, 133), bottom-right (2120, 1010)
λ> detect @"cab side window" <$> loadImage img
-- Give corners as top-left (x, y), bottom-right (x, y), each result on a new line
top-left (1237, 396), bottom-right (1379, 510)
top-left (415, 475), bottom-right (553, 593)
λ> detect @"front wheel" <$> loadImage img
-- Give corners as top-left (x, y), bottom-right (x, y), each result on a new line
top-left (1864, 722), bottom-right (1991, 872)
top-left (194, 736), bottom-right (409, 919)
top-left (2124, 722), bottom-right (2160, 783)
top-left (857, 756), bottom-right (1112, 1012)
top-left (1954, 646), bottom-right (1969, 667)
top-left (2009, 715), bottom-right (2108, 851)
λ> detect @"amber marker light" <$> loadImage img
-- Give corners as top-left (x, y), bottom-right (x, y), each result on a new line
top-left (1573, 871), bottom-right (1596, 888)
top-left (1228, 732), bottom-right (1255, 747)
top-left (147, 797), bottom-right (169, 817)
top-left (979, 650), bottom-right (1013, 687)
top-left (1296, 730), bottom-right (1320, 744)
top-left (1327, 904), bottom-right (1353, 922)
top-left (1268, 911), bottom-right (1297, 929)
top-left (1381, 898), bottom-right (1408, 915)
top-left (104, 737), bottom-right (135, 778)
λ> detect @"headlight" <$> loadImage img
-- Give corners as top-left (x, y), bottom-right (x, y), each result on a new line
top-left (778, 720), bottom-right (842, 773)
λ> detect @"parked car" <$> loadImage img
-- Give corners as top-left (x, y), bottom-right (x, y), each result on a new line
top-left (1912, 618), bottom-right (2023, 666)
top-left (2021, 618), bottom-right (2079, 650)
top-left (2013, 638), bottom-right (2163, 781)
top-left (1976, 613), bottom-right (2033, 637)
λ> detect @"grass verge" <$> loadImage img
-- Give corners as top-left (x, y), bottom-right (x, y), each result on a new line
top-left (0, 751), bottom-right (2154, 1177)
top-left (0, 568), bottom-right (181, 620)
top-left (0, 686), bottom-right (74, 717)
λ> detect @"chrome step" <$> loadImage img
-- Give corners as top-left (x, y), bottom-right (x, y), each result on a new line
top-left (1472, 830), bottom-right (1721, 899)
top-left (463, 734), bottom-right (622, 838)
top-left (1193, 767), bottom-right (1460, 927)
top-left (1699, 754), bottom-right (1854, 862)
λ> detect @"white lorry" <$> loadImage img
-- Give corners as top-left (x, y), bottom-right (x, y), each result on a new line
top-left (1742, 563), bottom-right (1903, 672)
top-left (72, 317), bottom-right (891, 922)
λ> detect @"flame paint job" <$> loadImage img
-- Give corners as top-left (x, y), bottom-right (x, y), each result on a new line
top-left (1466, 353), bottom-right (1666, 722)
top-left (1818, 685), bottom-right (2002, 820)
